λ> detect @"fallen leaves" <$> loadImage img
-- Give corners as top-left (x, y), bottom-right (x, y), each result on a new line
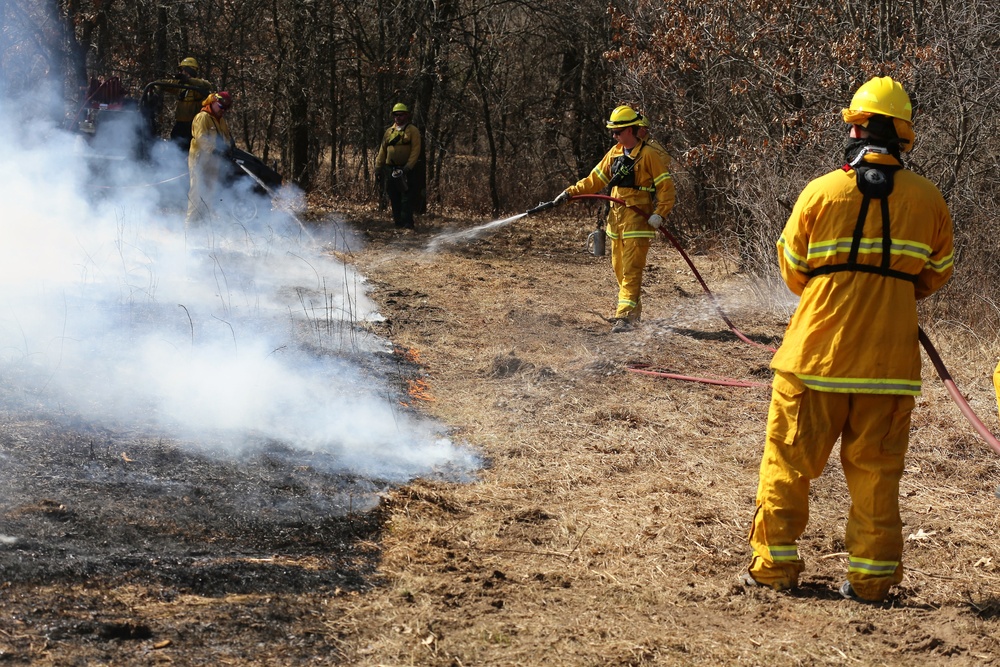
top-left (907, 529), bottom-right (938, 542)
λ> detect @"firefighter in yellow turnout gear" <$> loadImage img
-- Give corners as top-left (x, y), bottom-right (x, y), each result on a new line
top-left (186, 92), bottom-right (234, 228)
top-left (994, 364), bottom-right (1000, 421)
top-left (555, 106), bottom-right (675, 332)
top-left (743, 77), bottom-right (954, 603)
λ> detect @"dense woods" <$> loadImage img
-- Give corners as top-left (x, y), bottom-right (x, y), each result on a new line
top-left (3, 0), bottom-right (1000, 329)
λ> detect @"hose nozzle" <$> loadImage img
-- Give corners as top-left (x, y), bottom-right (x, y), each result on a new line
top-left (525, 200), bottom-right (557, 215)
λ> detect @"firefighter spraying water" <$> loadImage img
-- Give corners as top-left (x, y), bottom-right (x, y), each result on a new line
top-left (426, 105), bottom-right (674, 336)
top-left (551, 105), bottom-right (675, 333)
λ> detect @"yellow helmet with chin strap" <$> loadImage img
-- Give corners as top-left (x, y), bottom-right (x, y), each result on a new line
top-left (392, 103), bottom-right (410, 113)
top-left (841, 76), bottom-right (915, 151)
top-left (179, 57), bottom-right (200, 72)
top-left (606, 105), bottom-right (644, 129)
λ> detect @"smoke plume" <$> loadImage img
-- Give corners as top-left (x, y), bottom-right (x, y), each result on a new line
top-left (0, 88), bottom-right (478, 483)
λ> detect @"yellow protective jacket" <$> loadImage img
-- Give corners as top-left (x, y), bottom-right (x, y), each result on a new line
top-left (187, 108), bottom-right (233, 223)
top-left (189, 108), bottom-right (233, 167)
top-left (375, 124), bottom-right (421, 170)
top-left (565, 139), bottom-right (674, 238)
top-left (643, 137), bottom-right (673, 209)
top-left (772, 152), bottom-right (954, 395)
top-left (158, 77), bottom-right (214, 122)
top-left (644, 136), bottom-right (671, 167)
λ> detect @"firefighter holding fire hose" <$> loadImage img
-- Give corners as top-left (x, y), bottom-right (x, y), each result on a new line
top-left (157, 57), bottom-right (214, 152)
top-left (554, 105), bottom-right (675, 333)
top-left (186, 91), bottom-right (234, 227)
top-left (741, 77), bottom-right (954, 603)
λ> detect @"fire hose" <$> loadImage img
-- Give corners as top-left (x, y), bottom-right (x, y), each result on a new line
top-left (561, 194), bottom-right (775, 352)
top-left (537, 193), bottom-right (1000, 457)
top-left (88, 173), bottom-right (188, 189)
top-left (919, 328), bottom-right (1000, 456)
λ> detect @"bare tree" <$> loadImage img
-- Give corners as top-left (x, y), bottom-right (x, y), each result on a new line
top-left (7, 0), bottom-right (992, 330)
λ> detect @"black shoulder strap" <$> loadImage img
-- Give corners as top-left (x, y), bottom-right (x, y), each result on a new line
top-left (809, 176), bottom-right (918, 284)
top-left (386, 128), bottom-right (404, 147)
top-left (846, 196), bottom-right (871, 264)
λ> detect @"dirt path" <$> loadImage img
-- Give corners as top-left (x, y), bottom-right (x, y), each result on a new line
top-left (331, 206), bottom-right (1000, 666)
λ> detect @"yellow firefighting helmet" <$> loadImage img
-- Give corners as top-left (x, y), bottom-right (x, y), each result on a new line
top-left (392, 103), bottom-right (410, 114)
top-left (606, 105), bottom-right (644, 129)
top-left (843, 76), bottom-right (912, 122)
top-left (841, 76), bottom-right (915, 151)
top-left (179, 57), bottom-right (200, 72)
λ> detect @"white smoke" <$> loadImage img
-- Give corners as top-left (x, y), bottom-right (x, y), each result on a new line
top-left (0, 88), bottom-right (478, 482)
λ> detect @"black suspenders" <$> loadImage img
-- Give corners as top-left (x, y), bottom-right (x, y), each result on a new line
top-left (809, 167), bottom-right (918, 284)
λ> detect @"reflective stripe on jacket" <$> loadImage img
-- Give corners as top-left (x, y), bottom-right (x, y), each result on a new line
top-left (565, 139), bottom-right (675, 234)
top-left (772, 152), bottom-right (954, 394)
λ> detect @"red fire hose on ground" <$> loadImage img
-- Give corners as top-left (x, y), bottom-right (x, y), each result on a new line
top-left (919, 328), bottom-right (1000, 456)
top-left (558, 193), bottom-right (1000, 457)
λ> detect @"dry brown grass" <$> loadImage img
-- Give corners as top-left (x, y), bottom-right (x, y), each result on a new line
top-left (323, 200), bottom-right (1000, 666)
top-left (3, 198), bottom-right (994, 666)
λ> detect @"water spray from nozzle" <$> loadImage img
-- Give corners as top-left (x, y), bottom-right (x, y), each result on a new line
top-left (424, 213), bottom-right (527, 252)
top-left (424, 197), bottom-right (568, 252)
top-left (236, 162), bottom-right (314, 243)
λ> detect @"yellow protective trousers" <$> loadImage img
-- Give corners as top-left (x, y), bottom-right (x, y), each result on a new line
top-left (185, 159), bottom-right (221, 226)
top-left (607, 207), bottom-right (652, 320)
top-left (748, 371), bottom-right (914, 600)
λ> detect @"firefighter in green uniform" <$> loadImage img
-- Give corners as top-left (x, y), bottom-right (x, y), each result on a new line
top-left (375, 103), bottom-right (422, 229)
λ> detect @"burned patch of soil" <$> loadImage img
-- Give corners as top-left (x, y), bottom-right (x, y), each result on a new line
top-left (0, 408), bottom-right (395, 664)
top-left (0, 417), bottom-right (387, 597)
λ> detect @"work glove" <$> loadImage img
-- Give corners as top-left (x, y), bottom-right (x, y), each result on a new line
top-left (553, 191), bottom-right (571, 206)
top-left (647, 213), bottom-right (664, 229)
